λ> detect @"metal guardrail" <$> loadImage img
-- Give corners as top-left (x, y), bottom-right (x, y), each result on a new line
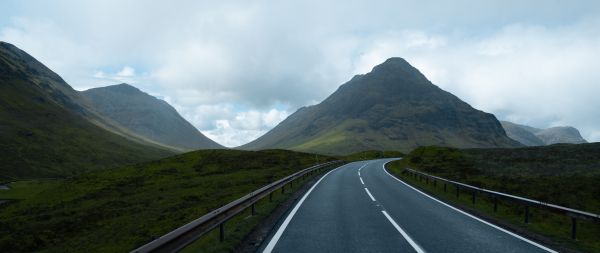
top-left (403, 168), bottom-right (600, 239)
top-left (132, 160), bottom-right (344, 253)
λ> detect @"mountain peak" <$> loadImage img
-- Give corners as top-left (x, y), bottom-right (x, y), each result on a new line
top-left (382, 57), bottom-right (410, 65)
top-left (365, 57), bottom-right (430, 87)
top-left (106, 83), bottom-right (142, 94)
top-left (82, 84), bottom-right (223, 150)
top-left (371, 57), bottom-right (412, 71)
top-left (501, 121), bottom-right (587, 146)
top-left (242, 57), bottom-right (520, 154)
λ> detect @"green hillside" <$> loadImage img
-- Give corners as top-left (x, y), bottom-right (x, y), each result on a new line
top-left (387, 143), bottom-right (600, 251)
top-left (0, 42), bottom-right (173, 182)
top-left (390, 143), bottom-right (600, 213)
top-left (0, 149), bottom-right (333, 252)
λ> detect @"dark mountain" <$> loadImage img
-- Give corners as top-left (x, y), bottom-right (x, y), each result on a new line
top-left (501, 121), bottom-right (587, 146)
top-left (0, 41), bottom-right (173, 181)
top-left (536, 127), bottom-right (587, 145)
top-left (241, 57), bottom-right (521, 154)
top-left (82, 84), bottom-right (223, 150)
top-left (500, 121), bottom-right (545, 146)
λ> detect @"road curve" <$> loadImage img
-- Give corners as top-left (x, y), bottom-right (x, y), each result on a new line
top-left (258, 159), bottom-right (556, 253)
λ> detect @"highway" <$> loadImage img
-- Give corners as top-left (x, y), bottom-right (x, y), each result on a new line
top-left (258, 159), bottom-right (556, 253)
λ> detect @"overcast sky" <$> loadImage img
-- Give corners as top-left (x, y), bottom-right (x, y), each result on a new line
top-left (1, 1), bottom-right (600, 146)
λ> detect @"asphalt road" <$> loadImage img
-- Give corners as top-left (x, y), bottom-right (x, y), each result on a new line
top-left (258, 159), bottom-right (556, 253)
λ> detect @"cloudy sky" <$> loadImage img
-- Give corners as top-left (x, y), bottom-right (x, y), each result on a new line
top-left (1, 1), bottom-right (600, 146)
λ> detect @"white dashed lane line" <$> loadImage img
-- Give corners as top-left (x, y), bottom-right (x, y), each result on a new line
top-left (364, 187), bottom-right (376, 201)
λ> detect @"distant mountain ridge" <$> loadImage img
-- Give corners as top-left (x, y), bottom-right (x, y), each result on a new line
top-left (241, 57), bottom-right (521, 154)
top-left (83, 83), bottom-right (223, 150)
top-left (0, 41), bottom-right (173, 181)
top-left (500, 121), bottom-right (587, 146)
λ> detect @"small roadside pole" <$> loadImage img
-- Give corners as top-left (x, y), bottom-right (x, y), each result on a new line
top-left (403, 168), bottom-right (599, 245)
top-left (456, 185), bottom-right (460, 198)
top-left (571, 217), bottom-right (577, 240)
top-left (493, 197), bottom-right (498, 212)
top-left (219, 223), bottom-right (225, 242)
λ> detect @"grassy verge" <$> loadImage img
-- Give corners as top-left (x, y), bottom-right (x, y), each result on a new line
top-left (0, 180), bottom-right (62, 200)
top-left (0, 149), bottom-right (334, 253)
top-left (179, 165), bottom-right (334, 253)
top-left (339, 150), bottom-right (404, 162)
top-left (387, 145), bottom-right (600, 252)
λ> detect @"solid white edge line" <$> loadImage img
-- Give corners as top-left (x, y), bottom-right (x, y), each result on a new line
top-left (359, 177), bottom-right (365, 185)
top-left (382, 210), bottom-right (426, 253)
top-left (262, 164), bottom-right (345, 253)
top-left (364, 187), bottom-right (376, 201)
top-left (381, 162), bottom-right (558, 253)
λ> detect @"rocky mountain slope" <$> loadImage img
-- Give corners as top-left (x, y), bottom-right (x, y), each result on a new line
top-left (0, 41), bottom-right (173, 181)
top-left (501, 121), bottom-right (587, 146)
top-left (83, 84), bottom-right (223, 151)
top-left (241, 58), bottom-right (521, 154)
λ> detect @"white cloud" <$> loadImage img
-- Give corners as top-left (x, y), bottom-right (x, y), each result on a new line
top-left (194, 107), bottom-right (289, 147)
top-left (90, 66), bottom-right (141, 88)
top-left (167, 101), bottom-right (289, 147)
top-left (117, 66), bottom-right (135, 77)
top-left (1, 1), bottom-right (600, 145)
top-left (350, 19), bottom-right (600, 141)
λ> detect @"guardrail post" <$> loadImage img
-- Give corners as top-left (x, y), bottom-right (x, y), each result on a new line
top-left (251, 203), bottom-right (256, 216)
top-left (219, 223), bottom-right (225, 242)
top-left (571, 217), bottom-right (577, 240)
top-left (444, 183), bottom-right (447, 192)
top-left (426, 177), bottom-right (429, 184)
top-left (524, 206), bottom-right (530, 224)
top-left (493, 197), bottom-right (498, 212)
top-left (433, 179), bottom-right (436, 188)
top-left (472, 191), bottom-right (476, 205)
top-left (269, 192), bottom-right (273, 202)
top-left (282, 185), bottom-right (285, 194)
top-left (291, 180), bottom-right (294, 188)
top-left (456, 185), bottom-right (460, 198)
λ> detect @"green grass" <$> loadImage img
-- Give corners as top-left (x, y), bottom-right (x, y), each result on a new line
top-left (339, 150), bottom-right (405, 162)
top-left (0, 48), bottom-right (175, 182)
top-left (179, 166), bottom-right (329, 253)
top-left (0, 180), bottom-right (62, 200)
top-left (387, 144), bottom-right (600, 252)
top-left (0, 149), bottom-right (334, 253)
